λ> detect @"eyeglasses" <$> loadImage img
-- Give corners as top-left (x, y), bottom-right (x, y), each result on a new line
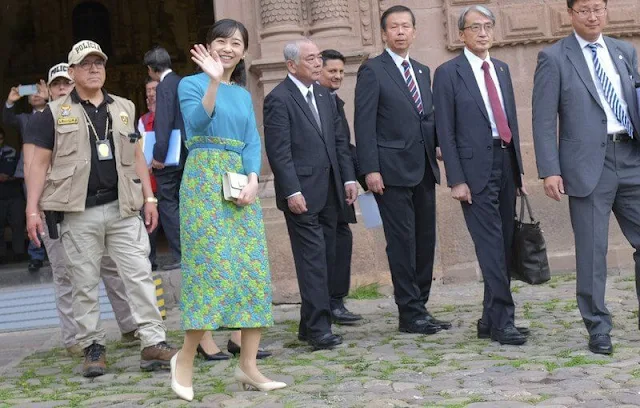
top-left (462, 23), bottom-right (495, 33)
top-left (571, 7), bottom-right (607, 18)
top-left (77, 59), bottom-right (106, 70)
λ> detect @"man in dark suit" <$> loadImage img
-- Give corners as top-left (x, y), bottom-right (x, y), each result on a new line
top-left (533, 0), bottom-right (640, 354)
top-left (433, 5), bottom-right (529, 345)
top-left (144, 47), bottom-right (187, 270)
top-left (318, 49), bottom-right (363, 325)
top-left (264, 39), bottom-right (358, 350)
top-left (354, 5), bottom-right (449, 335)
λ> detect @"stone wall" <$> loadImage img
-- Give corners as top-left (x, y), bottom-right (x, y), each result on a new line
top-left (216, 0), bottom-right (640, 297)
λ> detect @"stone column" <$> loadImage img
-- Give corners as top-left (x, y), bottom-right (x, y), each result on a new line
top-left (308, 0), bottom-right (351, 36)
top-left (259, 0), bottom-right (305, 40)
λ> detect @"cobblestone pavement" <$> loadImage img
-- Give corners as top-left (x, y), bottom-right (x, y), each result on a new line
top-left (3, 269), bottom-right (640, 407)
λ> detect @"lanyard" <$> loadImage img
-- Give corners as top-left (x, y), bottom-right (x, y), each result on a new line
top-left (81, 104), bottom-right (110, 142)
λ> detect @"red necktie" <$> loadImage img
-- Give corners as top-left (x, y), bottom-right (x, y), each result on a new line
top-left (481, 61), bottom-right (511, 144)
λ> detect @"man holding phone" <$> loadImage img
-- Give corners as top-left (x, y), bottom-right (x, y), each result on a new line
top-left (3, 79), bottom-right (49, 272)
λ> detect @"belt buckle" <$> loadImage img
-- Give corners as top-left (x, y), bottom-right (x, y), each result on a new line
top-left (500, 139), bottom-right (508, 149)
top-left (611, 133), bottom-right (620, 142)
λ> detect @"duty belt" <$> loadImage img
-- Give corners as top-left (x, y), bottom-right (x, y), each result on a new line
top-left (85, 188), bottom-right (118, 208)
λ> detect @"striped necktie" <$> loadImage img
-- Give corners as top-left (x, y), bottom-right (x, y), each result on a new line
top-left (587, 43), bottom-right (634, 137)
top-left (401, 60), bottom-right (424, 115)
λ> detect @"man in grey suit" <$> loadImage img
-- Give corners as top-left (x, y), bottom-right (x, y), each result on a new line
top-left (533, 0), bottom-right (640, 355)
top-left (434, 5), bottom-right (529, 345)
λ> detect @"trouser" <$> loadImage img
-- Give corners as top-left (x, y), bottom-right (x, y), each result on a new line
top-left (569, 139), bottom-right (640, 335)
top-left (28, 240), bottom-right (45, 261)
top-left (375, 169), bottom-right (437, 322)
top-left (148, 217), bottom-right (161, 266)
top-left (0, 196), bottom-right (25, 256)
top-left (286, 179), bottom-right (339, 340)
top-left (155, 169), bottom-right (182, 262)
top-left (461, 145), bottom-right (517, 330)
top-left (43, 221), bottom-right (137, 347)
top-left (60, 200), bottom-right (166, 349)
top-left (330, 210), bottom-right (354, 310)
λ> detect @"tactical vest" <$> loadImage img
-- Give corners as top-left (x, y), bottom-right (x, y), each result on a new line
top-left (40, 92), bottom-right (144, 217)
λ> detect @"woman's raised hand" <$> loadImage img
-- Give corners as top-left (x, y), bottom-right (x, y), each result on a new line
top-left (190, 44), bottom-right (224, 83)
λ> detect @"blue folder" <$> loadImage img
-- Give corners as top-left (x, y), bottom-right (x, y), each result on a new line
top-left (142, 130), bottom-right (182, 167)
top-left (358, 192), bottom-right (383, 229)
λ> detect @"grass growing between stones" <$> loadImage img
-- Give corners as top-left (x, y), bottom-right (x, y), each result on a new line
top-left (347, 282), bottom-right (384, 300)
top-left (563, 300), bottom-right (578, 312)
top-left (563, 355), bottom-right (608, 367)
top-left (543, 298), bottom-right (561, 312)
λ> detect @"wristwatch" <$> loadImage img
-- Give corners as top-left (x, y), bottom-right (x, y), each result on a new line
top-left (145, 197), bottom-right (158, 204)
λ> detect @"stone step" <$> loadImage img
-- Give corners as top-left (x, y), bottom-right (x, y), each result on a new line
top-left (0, 282), bottom-right (115, 333)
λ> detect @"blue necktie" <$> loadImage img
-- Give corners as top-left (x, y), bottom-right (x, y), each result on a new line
top-left (587, 43), bottom-right (634, 137)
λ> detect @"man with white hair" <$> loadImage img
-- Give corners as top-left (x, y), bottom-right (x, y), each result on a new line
top-left (264, 39), bottom-right (357, 350)
top-left (433, 5), bottom-right (529, 346)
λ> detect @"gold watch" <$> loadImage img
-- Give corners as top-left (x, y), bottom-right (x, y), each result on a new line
top-left (145, 197), bottom-right (158, 204)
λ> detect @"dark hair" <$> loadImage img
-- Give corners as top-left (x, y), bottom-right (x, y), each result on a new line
top-left (206, 19), bottom-right (249, 87)
top-left (145, 76), bottom-right (157, 85)
top-left (0, 127), bottom-right (4, 137)
top-left (143, 47), bottom-right (172, 73)
top-left (380, 5), bottom-right (416, 31)
top-left (321, 49), bottom-right (345, 66)
top-left (567, 0), bottom-right (607, 8)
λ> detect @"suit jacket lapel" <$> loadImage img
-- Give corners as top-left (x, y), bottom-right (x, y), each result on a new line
top-left (381, 52), bottom-right (420, 116)
top-left (314, 86), bottom-right (328, 141)
top-left (456, 54), bottom-right (490, 123)
top-left (285, 77), bottom-right (323, 136)
top-left (411, 59), bottom-right (430, 115)
top-left (565, 35), bottom-right (604, 111)
top-left (493, 59), bottom-right (514, 121)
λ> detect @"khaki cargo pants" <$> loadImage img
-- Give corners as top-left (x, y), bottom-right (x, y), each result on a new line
top-left (44, 219), bottom-right (137, 347)
top-left (60, 200), bottom-right (166, 349)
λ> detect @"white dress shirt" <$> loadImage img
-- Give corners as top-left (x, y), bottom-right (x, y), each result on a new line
top-left (285, 73), bottom-right (354, 199)
top-left (159, 69), bottom-right (173, 82)
top-left (575, 32), bottom-right (628, 134)
top-left (386, 48), bottom-right (422, 101)
top-left (464, 47), bottom-right (506, 138)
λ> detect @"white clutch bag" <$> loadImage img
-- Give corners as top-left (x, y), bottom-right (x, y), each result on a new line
top-left (222, 172), bottom-right (248, 201)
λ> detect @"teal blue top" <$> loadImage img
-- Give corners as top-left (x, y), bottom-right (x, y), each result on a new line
top-left (178, 72), bottom-right (262, 175)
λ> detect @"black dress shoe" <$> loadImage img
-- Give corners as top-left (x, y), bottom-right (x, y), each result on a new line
top-left (425, 312), bottom-right (451, 330)
top-left (477, 319), bottom-right (530, 339)
top-left (196, 345), bottom-right (231, 361)
top-left (227, 340), bottom-right (272, 359)
top-left (588, 333), bottom-right (613, 355)
top-left (399, 319), bottom-right (442, 335)
top-left (308, 333), bottom-right (342, 350)
top-left (490, 326), bottom-right (527, 345)
top-left (28, 259), bottom-right (43, 273)
top-left (331, 306), bottom-right (363, 325)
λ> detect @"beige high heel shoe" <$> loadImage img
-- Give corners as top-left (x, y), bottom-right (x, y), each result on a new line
top-left (234, 366), bottom-right (287, 391)
top-left (170, 352), bottom-right (194, 401)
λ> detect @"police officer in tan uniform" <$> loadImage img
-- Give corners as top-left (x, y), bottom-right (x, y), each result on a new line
top-left (25, 40), bottom-right (177, 378)
top-left (23, 63), bottom-right (139, 357)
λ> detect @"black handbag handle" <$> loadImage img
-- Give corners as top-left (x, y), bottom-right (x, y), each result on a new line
top-left (518, 194), bottom-right (536, 223)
